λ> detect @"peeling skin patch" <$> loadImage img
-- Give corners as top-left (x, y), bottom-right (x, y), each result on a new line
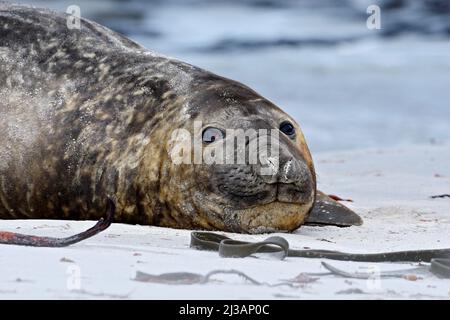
top-left (284, 159), bottom-right (292, 181)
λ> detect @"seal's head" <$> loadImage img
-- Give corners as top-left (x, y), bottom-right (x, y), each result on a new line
top-left (161, 73), bottom-right (316, 234)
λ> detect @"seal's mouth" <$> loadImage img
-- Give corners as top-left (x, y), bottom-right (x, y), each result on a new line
top-left (223, 182), bottom-right (313, 207)
top-left (274, 181), bottom-right (314, 204)
top-left (226, 199), bottom-right (314, 234)
top-left (211, 181), bottom-right (315, 233)
top-left (218, 182), bottom-right (315, 209)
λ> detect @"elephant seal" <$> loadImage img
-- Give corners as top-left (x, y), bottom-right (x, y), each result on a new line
top-left (0, 3), bottom-right (361, 234)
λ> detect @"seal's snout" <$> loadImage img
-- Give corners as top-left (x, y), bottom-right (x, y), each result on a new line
top-left (258, 157), bottom-right (314, 204)
top-left (256, 136), bottom-right (314, 205)
top-left (279, 158), bottom-right (314, 203)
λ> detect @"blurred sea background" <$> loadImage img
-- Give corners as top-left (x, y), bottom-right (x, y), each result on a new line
top-left (17, 0), bottom-right (450, 153)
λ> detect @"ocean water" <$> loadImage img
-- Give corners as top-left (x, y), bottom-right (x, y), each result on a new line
top-left (15, 0), bottom-right (450, 152)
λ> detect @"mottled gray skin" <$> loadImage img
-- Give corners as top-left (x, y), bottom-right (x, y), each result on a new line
top-left (0, 3), bottom-right (317, 233)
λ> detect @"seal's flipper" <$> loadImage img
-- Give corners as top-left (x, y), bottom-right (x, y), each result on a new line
top-left (304, 191), bottom-right (363, 227)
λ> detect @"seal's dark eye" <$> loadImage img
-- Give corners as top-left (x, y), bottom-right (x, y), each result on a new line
top-left (280, 121), bottom-right (295, 136)
top-left (202, 127), bottom-right (224, 144)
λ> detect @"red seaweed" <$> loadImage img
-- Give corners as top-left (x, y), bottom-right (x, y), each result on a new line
top-left (328, 194), bottom-right (354, 202)
top-left (0, 199), bottom-right (114, 247)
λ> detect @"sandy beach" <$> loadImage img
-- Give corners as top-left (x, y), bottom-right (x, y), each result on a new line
top-left (1, 142), bottom-right (449, 299)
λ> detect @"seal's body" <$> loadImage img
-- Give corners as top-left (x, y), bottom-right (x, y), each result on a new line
top-left (0, 4), bottom-right (360, 233)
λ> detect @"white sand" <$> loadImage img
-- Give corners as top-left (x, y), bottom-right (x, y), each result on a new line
top-left (1, 143), bottom-right (449, 299)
